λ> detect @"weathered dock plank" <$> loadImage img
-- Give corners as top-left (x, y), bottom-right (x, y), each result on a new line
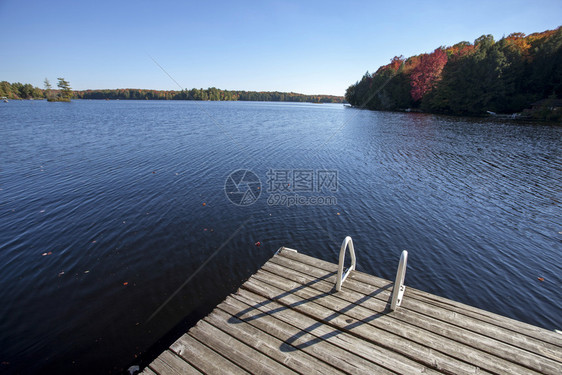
top-left (222, 293), bottom-right (397, 375)
top-left (281, 249), bottom-right (562, 346)
top-left (170, 333), bottom-right (249, 375)
top-left (264, 255), bottom-right (562, 370)
top-left (230, 289), bottom-right (440, 375)
top-left (141, 247), bottom-right (562, 375)
top-left (270, 253), bottom-right (562, 360)
top-left (146, 350), bottom-right (202, 375)
top-left (206, 308), bottom-right (347, 375)
top-left (190, 319), bottom-right (297, 375)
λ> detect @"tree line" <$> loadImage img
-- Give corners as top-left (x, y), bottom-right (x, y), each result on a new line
top-left (73, 87), bottom-right (344, 103)
top-left (345, 26), bottom-right (562, 118)
top-left (0, 81), bottom-right (343, 104)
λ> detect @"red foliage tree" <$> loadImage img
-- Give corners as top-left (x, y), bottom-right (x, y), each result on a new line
top-left (389, 55), bottom-right (405, 71)
top-left (445, 41), bottom-right (475, 59)
top-left (410, 48), bottom-right (448, 102)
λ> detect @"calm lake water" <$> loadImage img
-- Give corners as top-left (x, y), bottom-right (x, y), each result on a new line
top-left (1, 100), bottom-right (560, 374)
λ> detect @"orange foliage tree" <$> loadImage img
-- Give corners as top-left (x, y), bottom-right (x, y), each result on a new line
top-left (410, 48), bottom-right (448, 102)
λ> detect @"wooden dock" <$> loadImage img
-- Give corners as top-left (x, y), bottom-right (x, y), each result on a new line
top-left (141, 247), bottom-right (562, 374)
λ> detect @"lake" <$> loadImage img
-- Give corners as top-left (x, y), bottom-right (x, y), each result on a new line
top-left (1, 100), bottom-right (560, 374)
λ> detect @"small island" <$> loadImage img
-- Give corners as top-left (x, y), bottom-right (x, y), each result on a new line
top-left (46, 78), bottom-right (72, 102)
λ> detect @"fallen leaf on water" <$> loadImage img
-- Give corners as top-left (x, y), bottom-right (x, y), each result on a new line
top-left (202, 202), bottom-right (206, 206)
top-left (337, 212), bottom-right (341, 215)
top-left (84, 270), bottom-right (90, 274)
top-left (123, 282), bottom-right (129, 286)
top-left (58, 271), bottom-right (65, 277)
top-left (255, 241), bottom-right (261, 247)
top-left (538, 277), bottom-right (545, 282)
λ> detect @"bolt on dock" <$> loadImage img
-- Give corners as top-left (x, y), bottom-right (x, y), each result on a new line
top-left (140, 240), bottom-right (561, 374)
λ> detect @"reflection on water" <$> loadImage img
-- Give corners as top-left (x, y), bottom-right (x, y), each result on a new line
top-left (0, 100), bottom-right (560, 374)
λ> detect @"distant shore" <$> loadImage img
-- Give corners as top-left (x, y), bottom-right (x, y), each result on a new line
top-left (1, 81), bottom-right (345, 104)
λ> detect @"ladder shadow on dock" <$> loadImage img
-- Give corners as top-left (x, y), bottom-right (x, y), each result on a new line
top-left (229, 270), bottom-right (393, 352)
top-left (228, 271), bottom-right (336, 324)
top-left (280, 284), bottom-right (392, 352)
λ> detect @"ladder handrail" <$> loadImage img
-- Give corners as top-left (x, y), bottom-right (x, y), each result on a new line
top-left (335, 236), bottom-right (356, 292)
top-left (334, 237), bottom-right (408, 311)
top-left (390, 250), bottom-right (408, 311)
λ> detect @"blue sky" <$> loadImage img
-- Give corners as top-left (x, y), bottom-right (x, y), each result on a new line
top-left (0, 0), bottom-right (560, 96)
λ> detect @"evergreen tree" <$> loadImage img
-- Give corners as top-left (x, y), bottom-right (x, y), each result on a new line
top-left (57, 77), bottom-right (72, 101)
top-left (44, 78), bottom-right (53, 100)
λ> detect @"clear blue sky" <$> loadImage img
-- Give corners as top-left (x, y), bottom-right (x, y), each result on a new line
top-left (0, 0), bottom-right (560, 96)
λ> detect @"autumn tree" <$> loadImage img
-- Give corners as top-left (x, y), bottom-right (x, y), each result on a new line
top-left (410, 48), bottom-right (448, 102)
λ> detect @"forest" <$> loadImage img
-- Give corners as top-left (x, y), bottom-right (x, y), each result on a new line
top-left (73, 88), bottom-right (344, 103)
top-left (345, 26), bottom-right (562, 119)
top-left (0, 81), bottom-right (44, 99)
top-left (0, 82), bottom-right (343, 104)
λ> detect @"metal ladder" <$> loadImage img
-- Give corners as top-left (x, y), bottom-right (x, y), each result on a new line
top-left (334, 236), bottom-right (408, 311)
